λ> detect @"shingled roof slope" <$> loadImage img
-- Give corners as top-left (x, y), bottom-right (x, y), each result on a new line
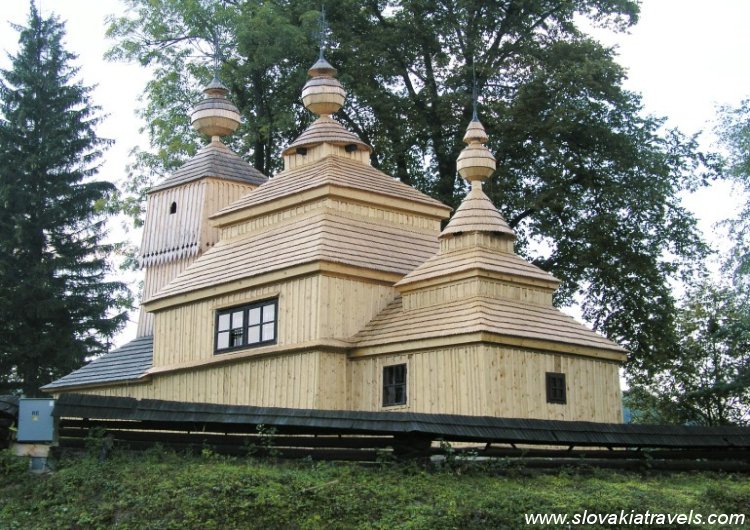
top-left (146, 213), bottom-right (439, 303)
top-left (395, 246), bottom-right (559, 288)
top-left (440, 186), bottom-right (515, 238)
top-left (353, 296), bottom-right (625, 354)
top-left (42, 336), bottom-right (153, 391)
top-left (282, 116), bottom-right (371, 155)
top-left (149, 141), bottom-right (267, 193)
top-left (213, 155), bottom-right (449, 218)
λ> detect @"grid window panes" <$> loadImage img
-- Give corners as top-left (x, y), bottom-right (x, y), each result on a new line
top-left (216, 299), bottom-right (278, 353)
top-left (546, 372), bottom-right (567, 404)
top-left (383, 364), bottom-right (407, 406)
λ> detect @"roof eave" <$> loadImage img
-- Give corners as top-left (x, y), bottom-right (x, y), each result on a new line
top-left (350, 331), bottom-right (628, 362)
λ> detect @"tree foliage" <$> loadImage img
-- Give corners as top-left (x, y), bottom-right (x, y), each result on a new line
top-left (106, 0), bottom-right (718, 377)
top-left (717, 100), bottom-right (750, 287)
top-left (0, 4), bottom-right (130, 395)
top-left (627, 280), bottom-right (750, 426)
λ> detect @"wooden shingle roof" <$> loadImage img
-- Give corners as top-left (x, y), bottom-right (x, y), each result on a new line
top-left (212, 155), bottom-right (449, 219)
top-left (395, 246), bottom-right (559, 289)
top-left (440, 186), bottom-right (515, 238)
top-left (282, 117), bottom-right (371, 155)
top-left (54, 393), bottom-right (750, 449)
top-left (149, 141), bottom-right (267, 193)
top-left (352, 296), bottom-right (626, 355)
top-left (145, 213), bottom-right (439, 303)
top-left (41, 336), bottom-right (153, 391)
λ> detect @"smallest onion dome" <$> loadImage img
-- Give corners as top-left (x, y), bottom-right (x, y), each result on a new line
top-left (190, 77), bottom-right (241, 139)
top-left (301, 53), bottom-right (346, 116)
top-left (456, 118), bottom-right (496, 185)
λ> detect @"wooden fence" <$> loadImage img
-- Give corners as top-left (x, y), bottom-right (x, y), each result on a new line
top-left (45, 393), bottom-right (750, 472)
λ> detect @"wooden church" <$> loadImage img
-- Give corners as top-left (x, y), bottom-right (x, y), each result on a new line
top-left (43, 53), bottom-right (627, 423)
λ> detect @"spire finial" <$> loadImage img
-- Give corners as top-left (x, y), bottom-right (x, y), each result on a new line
top-left (471, 62), bottom-right (479, 122)
top-left (318, 5), bottom-right (328, 61)
top-left (301, 7), bottom-right (346, 116)
top-left (457, 69), bottom-right (495, 185)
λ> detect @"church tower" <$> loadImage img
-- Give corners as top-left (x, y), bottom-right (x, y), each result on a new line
top-left (136, 79), bottom-right (267, 336)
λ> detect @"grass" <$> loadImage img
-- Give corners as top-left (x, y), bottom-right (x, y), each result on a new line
top-left (1, 447), bottom-right (749, 529)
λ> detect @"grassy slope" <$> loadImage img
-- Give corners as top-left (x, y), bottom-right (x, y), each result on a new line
top-left (1, 450), bottom-right (749, 529)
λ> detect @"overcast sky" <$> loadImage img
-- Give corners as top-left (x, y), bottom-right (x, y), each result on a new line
top-left (2, 0), bottom-right (749, 342)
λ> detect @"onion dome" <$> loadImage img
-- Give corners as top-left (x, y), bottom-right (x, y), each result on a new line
top-left (456, 118), bottom-right (495, 184)
top-left (190, 77), bottom-right (241, 139)
top-left (301, 53), bottom-right (346, 116)
top-left (441, 115), bottom-right (513, 240)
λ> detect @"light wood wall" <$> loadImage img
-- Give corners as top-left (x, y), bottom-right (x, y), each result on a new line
top-left (318, 276), bottom-right (395, 339)
top-left (348, 344), bottom-right (622, 422)
top-left (73, 349), bottom-right (348, 409)
top-left (73, 341), bottom-right (621, 421)
top-left (200, 179), bottom-right (257, 245)
top-left (284, 142), bottom-right (369, 170)
top-left (401, 277), bottom-right (553, 311)
top-left (440, 232), bottom-right (514, 254)
top-left (141, 181), bottom-right (204, 267)
top-left (152, 278), bottom-right (316, 368)
top-left (150, 272), bottom-right (397, 368)
top-left (222, 197), bottom-right (441, 241)
top-left (138, 258), bottom-right (197, 337)
top-left (137, 178), bottom-right (257, 336)
top-left (142, 179), bottom-right (256, 265)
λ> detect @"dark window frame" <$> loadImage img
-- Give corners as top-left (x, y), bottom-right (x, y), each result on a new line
top-left (546, 372), bottom-right (567, 404)
top-left (383, 364), bottom-right (407, 407)
top-left (169, 201), bottom-right (177, 214)
top-left (215, 298), bottom-right (278, 354)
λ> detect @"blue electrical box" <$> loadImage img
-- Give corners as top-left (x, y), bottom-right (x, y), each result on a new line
top-left (17, 398), bottom-right (56, 443)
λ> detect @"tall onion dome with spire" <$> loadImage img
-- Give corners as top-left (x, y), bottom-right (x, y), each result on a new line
top-left (190, 77), bottom-right (241, 143)
top-left (282, 50), bottom-right (370, 168)
top-left (301, 51), bottom-right (346, 116)
top-left (441, 116), bottom-right (516, 240)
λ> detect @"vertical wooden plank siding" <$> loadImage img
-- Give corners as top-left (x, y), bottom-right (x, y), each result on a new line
top-left (318, 275), bottom-right (396, 339)
top-left (137, 179), bottom-right (257, 337)
top-left (137, 258), bottom-right (198, 337)
top-left (152, 275), bottom-right (321, 368)
top-left (284, 143), bottom-right (370, 171)
top-left (74, 352), bottom-right (334, 408)
top-left (222, 199), bottom-right (329, 240)
top-left (140, 182), bottom-right (205, 263)
top-left (347, 345), bottom-right (622, 422)
top-left (222, 197), bottom-right (441, 241)
top-left (401, 278), bottom-right (553, 311)
top-left (201, 179), bottom-right (258, 245)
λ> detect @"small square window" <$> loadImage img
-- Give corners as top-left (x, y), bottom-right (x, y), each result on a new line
top-left (215, 298), bottom-right (278, 353)
top-left (546, 372), bottom-right (566, 404)
top-left (383, 364), bottom-right (407, 407)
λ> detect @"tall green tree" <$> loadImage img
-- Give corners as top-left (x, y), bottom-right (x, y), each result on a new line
top-left (107, 0), bottom-right (717, 379)
top-left (717, 99), bottom-right (750, 287)
top-left (0, 4), bottom-right (130, 395)
top-left (626, 280), bottom-right (750, 426)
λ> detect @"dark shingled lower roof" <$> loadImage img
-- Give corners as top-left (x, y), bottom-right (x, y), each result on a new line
top-left (148, 141), bottom-right (267, 193)
top-left (41, 336), bottom-right (153, 391)
top-left (53, 393), bottom-right (750, 449)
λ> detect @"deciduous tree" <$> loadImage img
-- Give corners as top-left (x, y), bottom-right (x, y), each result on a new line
top-left (626, 280), bottom-right (750, 426)
top-left (106, 0), bottom-right (718, 378)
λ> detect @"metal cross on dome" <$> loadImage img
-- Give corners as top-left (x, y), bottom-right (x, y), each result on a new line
top-left (472, 62), bottom-right (479, 121)
top-left (318, 6), bottom-right (329, 60)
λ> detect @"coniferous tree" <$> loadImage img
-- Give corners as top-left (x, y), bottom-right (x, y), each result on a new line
top-left (0, 4), bottom-right (129, 396)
